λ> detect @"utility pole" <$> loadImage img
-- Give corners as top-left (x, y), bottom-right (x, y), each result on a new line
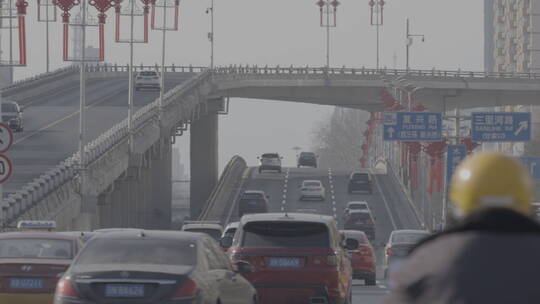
top-left (316, 0), bottom-right (339, 68)
top-left (369, 0), bottom-right (385, 70)
top-left (406, 18), bottom-right (425, 71)
top-left (206, 0), bottom-right (214, 70)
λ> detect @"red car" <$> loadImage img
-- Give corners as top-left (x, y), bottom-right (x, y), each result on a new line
top-left (227, 213), bottom-right (353, 304)
top-left (341, 230), bottom-right (376, 285)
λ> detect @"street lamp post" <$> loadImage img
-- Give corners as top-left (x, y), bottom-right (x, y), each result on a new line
top-left (37, 0), bottom-right (57, 73)
top-left (206, 0), bottom-right (214, 70)
top-left (405, 18), bottom-right (425, 71)
top-left (368, 0), bottom-right (385, 70)
top-left (316, 0), bottom-right (339, 68)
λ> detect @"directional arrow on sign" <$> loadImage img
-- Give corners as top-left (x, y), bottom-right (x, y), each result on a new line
top-left (514, 120), bottom-right (529, 136)
top-left (386, 127), bottom-right (395, 138)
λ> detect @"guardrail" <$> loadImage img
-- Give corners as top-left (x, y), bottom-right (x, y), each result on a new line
top-left (0, 69), bottom-right (212, 226)
top-left (210, 65), bottom-right (540, 80)
top-left (198, 156), bottom-right (247, 224)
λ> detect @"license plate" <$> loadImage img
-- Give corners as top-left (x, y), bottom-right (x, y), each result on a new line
top-left (268, 257), bottom-right (301, 268)
top-left (9, 278), bottom-right (44, 289)
top-left (105, 284), bottom-right (145, 298)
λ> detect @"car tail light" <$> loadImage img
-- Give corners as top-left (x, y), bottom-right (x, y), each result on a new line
top-left (56, 278), bottom-right (79, 298)
top-left (172, 279), bottom-right (198, 299)
top-left (326, 254), bottom-right (338, 266)
top-left (386, 247), bottom-right (392, 256)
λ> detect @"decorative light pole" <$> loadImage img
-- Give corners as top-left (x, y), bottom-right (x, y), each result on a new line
top-left (37, 0), bottom-right (57, 72)
top-left (316, 0), bottom-right (339, 68)
top-left (54, 0), bottom-right (115, 209)
top-left (206, 0), bottom-right (213, 70)
top-left (368, 0), bottom-right (384, 70)
top-left (405, 18), bottom-right (425, 71)
top-left (151, 0), bottom-right (180, 116)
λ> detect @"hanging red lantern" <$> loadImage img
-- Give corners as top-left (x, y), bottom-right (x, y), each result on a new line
top-left (89, 0), bottom-right (119, 61)
top-left (424, 139), bottom-right (448, 194)
top-left (53, 0), bottom-right (80, 61)
top-left (16, 0), bottom-right (28, 65)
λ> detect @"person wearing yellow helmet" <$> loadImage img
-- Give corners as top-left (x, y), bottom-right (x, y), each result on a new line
top-left (386, 152), bottom-right (540, 304)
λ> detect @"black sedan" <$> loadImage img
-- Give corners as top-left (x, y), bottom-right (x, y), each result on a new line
top-left (54, 230), bottom-right (257, 304)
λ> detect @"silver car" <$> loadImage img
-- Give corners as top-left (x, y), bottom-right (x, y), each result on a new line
top-left (299, 180), bottom-right (326, 201)
top-left (258, 153), bottom-right (282, 173)
top-left (383, 229), bottom-right (430, 279)
top-left (135, 70), bottom-right (161, 90)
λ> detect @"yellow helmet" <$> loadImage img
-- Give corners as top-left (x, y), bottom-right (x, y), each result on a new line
top-left (450, 152), bottom-right (533, 217)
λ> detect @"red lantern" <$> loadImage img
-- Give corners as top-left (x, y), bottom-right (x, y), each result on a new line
top-left (16, 0), bottom-right (28, 65)
top-left (89, 0), bottom-right (119, 61)
top-left (54, 0), bottom-right (79, 61)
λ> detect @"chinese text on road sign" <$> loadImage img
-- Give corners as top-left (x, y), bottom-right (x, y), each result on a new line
top-left (383, 112), bottom-right (442, 141)
top-left (446, 145), bottom-right (467, 184)
top-left (471, 112), bottom-right (531, 142)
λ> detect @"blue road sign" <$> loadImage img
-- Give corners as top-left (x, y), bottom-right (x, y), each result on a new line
top-left (383, 112), bottom-right (442, 142)
top-left (471, 112), bottom-right (531, 142)
top-left (446, 145), bottom-right (467, 184)
top-left (519, 157), bottom-right (540, 180)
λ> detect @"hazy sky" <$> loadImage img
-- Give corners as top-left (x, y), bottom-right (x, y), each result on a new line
top-left (13, 0), bottom-right (485, 171)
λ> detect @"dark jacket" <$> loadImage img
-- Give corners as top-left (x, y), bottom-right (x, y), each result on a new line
top-left (385, 208), bottom-right (540, 304)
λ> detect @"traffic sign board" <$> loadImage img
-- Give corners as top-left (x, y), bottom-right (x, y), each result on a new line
top-left (471, 112), bottom-right (531, 142)
top-left (0, 154), bottom-right (12, 184)
top-left (446, 145), bottom-right (467, 184)
top-left (383, 112), bottom-right (442, 141)
top-left (0, 122), bottom-right (13, 153)
top-left (519, 157), bottom-right (540, 180)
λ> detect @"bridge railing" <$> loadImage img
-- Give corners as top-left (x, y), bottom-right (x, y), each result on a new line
top-left (0, 69), bottom-right (212, 226)
top-left (198, 156), bottom-right (247, 224)
top-left (87, 63), bottom-right (207, 73)
top-left (210, 65), bottom-right (540, 80)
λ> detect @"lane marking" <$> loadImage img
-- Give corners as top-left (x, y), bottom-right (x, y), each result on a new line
top-left (372, 171), bottom-right (398, 230)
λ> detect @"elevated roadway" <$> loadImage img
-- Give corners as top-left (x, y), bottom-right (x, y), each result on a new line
top-left (224, 166), bottom-right (422, 304)
top-left (5, 72), bottom-right (195, 195)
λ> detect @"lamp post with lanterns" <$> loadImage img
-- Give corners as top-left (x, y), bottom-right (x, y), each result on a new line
top-left (316, 0), bottom-right (339, 68)
top-left (406, 18), bottom-right (425, 71)
top-left (368, 0), bottom-right (385, 70)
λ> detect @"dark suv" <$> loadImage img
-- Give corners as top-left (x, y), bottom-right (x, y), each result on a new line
top-left (348, 171), bottom-right (372, 194)
top-left (2, 101), bottom-right (23, 132)
top-left (297, 152), bottom-right (318, 168)
top-left (344, 210), bottom-right (375, 240)
top-left (238, 190), bottom-right (269, 217)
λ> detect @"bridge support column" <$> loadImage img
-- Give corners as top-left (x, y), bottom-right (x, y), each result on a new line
top-left (148, 138), bottom-right (172, 229)
top-left (190, 113), bottom-right (219, 219)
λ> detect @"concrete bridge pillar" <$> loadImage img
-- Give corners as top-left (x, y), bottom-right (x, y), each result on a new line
top-left (190, 113), bottom-right (219, 219)
top-left (149, 138), bottom-right (172, 229)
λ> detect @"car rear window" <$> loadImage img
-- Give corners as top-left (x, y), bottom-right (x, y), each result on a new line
top-left (304, 181), bottom-right (321, 187)
top-left (344, 234), bottom-right (367, 244)
top-left (242, 193), bottom-right (263, 199)
top-left (351, 173), bottom-right (369, 181)
top-left (1, 103), bottom-right (18, 113)
top-left (262, 153), bottom-right (279, 158)
top-left (392, 233), bottom-right (428, 244)
top-left (300, 152), bottom-right (315, 157)
top-left (183, 228), bottom-right (221, 241)
top-left (76, 239), bottom-right (196, 266)
top-left (349, 204), bottom-right (367, 210)
top-left (242, 221), bottom-right (330, 248)
top-left (0, 238), bottom-right (73, 259)
top-left (139, 71), bottom-right (157, 76)
top-left (348, 212), bottom-right (371, 220)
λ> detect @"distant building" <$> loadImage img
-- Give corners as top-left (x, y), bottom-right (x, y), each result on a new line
top-left (486, 0), bottom-right (540, 155)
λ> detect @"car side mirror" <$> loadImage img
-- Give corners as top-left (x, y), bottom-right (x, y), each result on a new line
top-left (266, 195), bottom-right (270, 199)
top-left (344, 238), bottom-right (359, 251)
top-left (220, 236), bottom-right (233, 249)
top-left (234, 261), bottom-right (254, 274)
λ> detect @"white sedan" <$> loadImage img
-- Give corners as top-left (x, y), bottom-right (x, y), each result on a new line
top-left (299, 180), bottom-right (326, 201)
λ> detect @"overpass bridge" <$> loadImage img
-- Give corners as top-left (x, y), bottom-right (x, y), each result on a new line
top-left (2, 64), bottom-right (540, 231)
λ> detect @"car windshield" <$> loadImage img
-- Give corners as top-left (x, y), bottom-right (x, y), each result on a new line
top-left (300, 152), bottom-right (315, 158)
top-left (392, 232), bottom-right (429, 244)
top-left (304, 181), bottom-right (321, 187)
top-left (1, 103), bottom-right (18, 113)
top-left (76, 238), bottom-right (196, 266)
top-left (0, 238), bottom-right (73, 259)
top-left (183, 228), bottom-right (221, 241)
top-left (242, 221), bottom-right (330, 248)
top-left (262, 153), bottom-right (279, 158)
top-left (349, 203), bottom-right (367, 210)
top-left (351, 173), bottom-right (369, 181)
